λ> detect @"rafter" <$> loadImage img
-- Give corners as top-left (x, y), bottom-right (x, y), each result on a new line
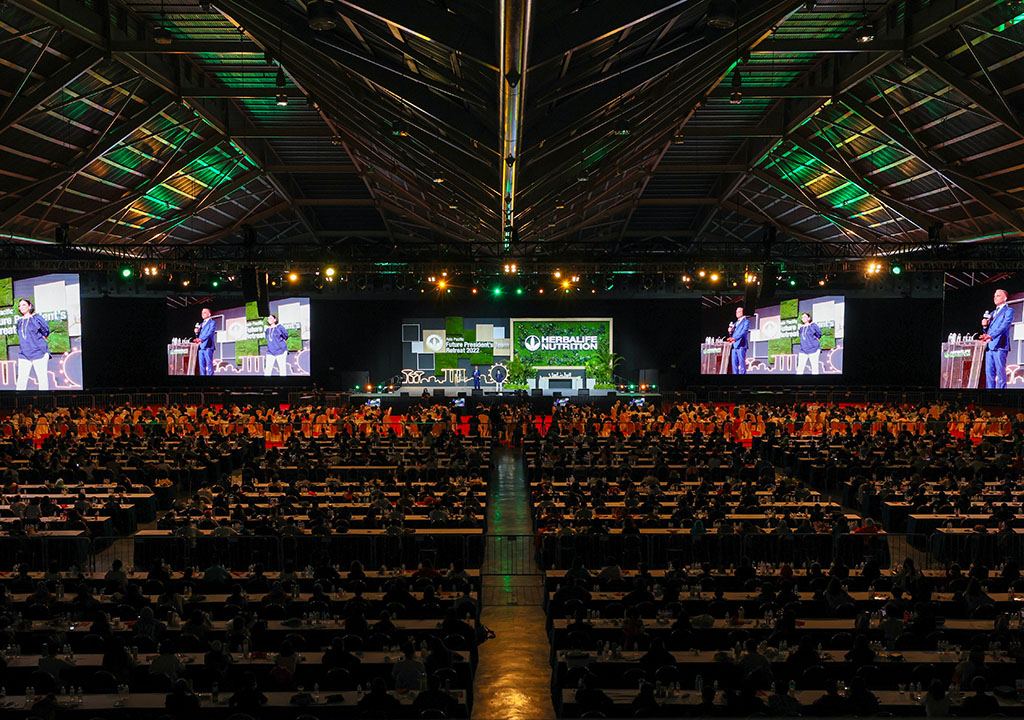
top-left (0, 96), bottom-right (174, 229)
top-left (839, 94), bottom-right (1024, 235)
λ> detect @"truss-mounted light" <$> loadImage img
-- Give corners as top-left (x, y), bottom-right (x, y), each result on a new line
top-left (707, 0), bottom-right (737, 30)
top-left (275, 93), bottom-right (288, 107)
top-left (307, 0), bottom-right (338, 31)
top-left (856, 21), bottom-right (875, 43)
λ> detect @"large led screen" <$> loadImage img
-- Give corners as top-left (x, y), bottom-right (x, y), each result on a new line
top-left (940, 275), bottom-right (1024, 389)
top-left (700, 295), bottom-right (845, 376)
top-left (0, 273), bottom-right (82, 391)
top-left (166, 297), bottom-right (310, 377)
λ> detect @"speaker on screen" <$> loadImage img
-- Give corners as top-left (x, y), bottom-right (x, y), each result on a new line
top-left (242, 268), bottom-right (270, 317)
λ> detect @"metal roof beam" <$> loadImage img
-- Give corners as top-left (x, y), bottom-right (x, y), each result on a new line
top-left (749, 39), bottom-right (903, 54)
top-left (339, 0), bottom-right (497, 67)
top-left (138, 168), bottom-right (262, 240)
top-left (785, 133), bottom-right (939, 232)
top-left (0, 47), bottom-right (104, 135)
top-left (750, 168), bottom-right (883, 242)
top-left (839, 94), bottom-right (1024, 235)
top-left (73, 134), bottom-right (226, 238)
top-left (109, 40), bottom-right (261, 54)
top-left (531, 0), bottom-right (691, 65)
top-left (0, 96), bottom-right (174, 229)
top-left (910, 48), bottom-right (1024, 140)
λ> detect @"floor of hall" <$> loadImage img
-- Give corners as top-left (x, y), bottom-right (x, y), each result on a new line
top-left (472, 446), bottom-right (555, 720)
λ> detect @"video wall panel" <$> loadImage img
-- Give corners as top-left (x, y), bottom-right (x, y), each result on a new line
top-left (166, 297), bottom-right (311, 377)
top-left (700, 295), bottom-right (845, 376)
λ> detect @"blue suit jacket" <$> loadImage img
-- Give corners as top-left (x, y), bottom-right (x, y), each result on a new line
top-left (198, 318), bottom-right (216, 350)
top-left (987, 304), bottom-right (1013, 351)
top-left (732, 316), bottom-right (750, 349)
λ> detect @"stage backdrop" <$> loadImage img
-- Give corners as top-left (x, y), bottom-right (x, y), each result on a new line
top-left (399, 316), bottom-right (612, 388)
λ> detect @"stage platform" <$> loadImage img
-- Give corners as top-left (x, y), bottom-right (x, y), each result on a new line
top-left (358, 387), bottom-right (622, 399)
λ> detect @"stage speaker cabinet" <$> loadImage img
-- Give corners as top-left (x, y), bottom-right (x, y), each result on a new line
top-left (553, 391), bottom-right (562, 397)
top-left (531, 388), bottom-right (542, 397)
top-left (400, 392), bottom-right (410, 398)
top-left (433, 389), bottom-right (445, 397)
top-left (457, 391), bottom-right (467, 398)
top-left (472, 389), bottom-right (483, 396)
top-left (760, 263), bottom-right (778, 302)
top-left (242, 268), bottom-right (270, 317)
top-left (578, 388), bottom-right (590, 397)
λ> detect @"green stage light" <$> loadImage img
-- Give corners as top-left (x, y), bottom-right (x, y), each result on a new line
top-left (891, 265), bottom-right (902, 275)
top-left (492, 286), bottom-right (502, 296)
top-left (789, 279), bottom-right (796, 286)
top-left (212, 279), bottom-right (220, 288)
top-left (120, 267), bottom-right (132, 278)
top-left (516, 288), bottom-right (523, 295)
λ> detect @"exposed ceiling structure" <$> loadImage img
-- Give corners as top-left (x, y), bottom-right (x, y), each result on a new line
top-left (1, 0), bottom-right (1024, 273)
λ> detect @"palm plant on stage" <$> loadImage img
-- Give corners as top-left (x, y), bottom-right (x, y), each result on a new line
top-left (585, 348), bottom-right (623, 389)
top-left (505, 354), bottom-right (537, 389)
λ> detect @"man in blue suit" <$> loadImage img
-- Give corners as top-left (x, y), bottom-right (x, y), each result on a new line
top-left (728, 305), bottom-right (750, 375)
top-left (194, 307), bottom-right (216, 376)
top-left (981, 288), bottom-right (1013, 389)
top-left (472, 366), bottom-right (482, 390)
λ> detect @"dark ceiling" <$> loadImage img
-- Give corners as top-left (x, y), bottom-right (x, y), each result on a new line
top-left (1, 0), bottom-right (1024, 273)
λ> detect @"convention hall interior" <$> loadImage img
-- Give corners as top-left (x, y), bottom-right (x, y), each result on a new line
top-left (4, 0), bottom-right (1024, 718)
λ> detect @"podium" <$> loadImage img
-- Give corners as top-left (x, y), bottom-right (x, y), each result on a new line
top-left (167, 342), bottom-right (199, 376)
top-left (939, 340), bottom-right (986, 388)
top-left (701, 341), bottom-right (732, 374)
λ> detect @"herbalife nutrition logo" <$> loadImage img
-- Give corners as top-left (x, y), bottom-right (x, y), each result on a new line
top-left (522, 334), bottom-right (598, 351)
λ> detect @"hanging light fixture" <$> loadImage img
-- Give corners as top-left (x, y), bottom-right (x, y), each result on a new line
top-left (153, 0), bottom-right (172, 45)
top-left (307, 0), bottom-right (338, 31)
top-left (856, 1), bottom-right (875, 43)
top-left (707, 0), bottom-right (737, 30)
top-left (729, 68), bottom-right (743, 104)
top-left (274, 65), bottom-right (288, 106)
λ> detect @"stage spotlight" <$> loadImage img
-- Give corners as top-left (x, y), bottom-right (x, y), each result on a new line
top-left (516, 287), bottom-right (523, 295)
top-left (553, 270), bottom-right (562, 279)
top-left (325, 266), bottom-right (336, 279)
top-left (182, 279), bottom-right (190, 287)
top-left (710, 273), bottom-right (719, 282)
top-left (698, 270), bottom-right (706, 278)
top-left (819, 279), bottom-right (826, 286)
top-left (120, 267), bottom-right (133, 279)
top-left (561, 280), bottom-right (571, 289)
top-left (789, 279), bottom-right (797, 286)
top-left (891, 265), bottom-right (902, 275)
top-left (493, 286), bottom-right (503, 296)
top-left (289, 272), bottom-right (299, 282)
top-left (438, 279), bottom-right (447, 289)
top-left (471, 288), bottom-right (478, 294)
